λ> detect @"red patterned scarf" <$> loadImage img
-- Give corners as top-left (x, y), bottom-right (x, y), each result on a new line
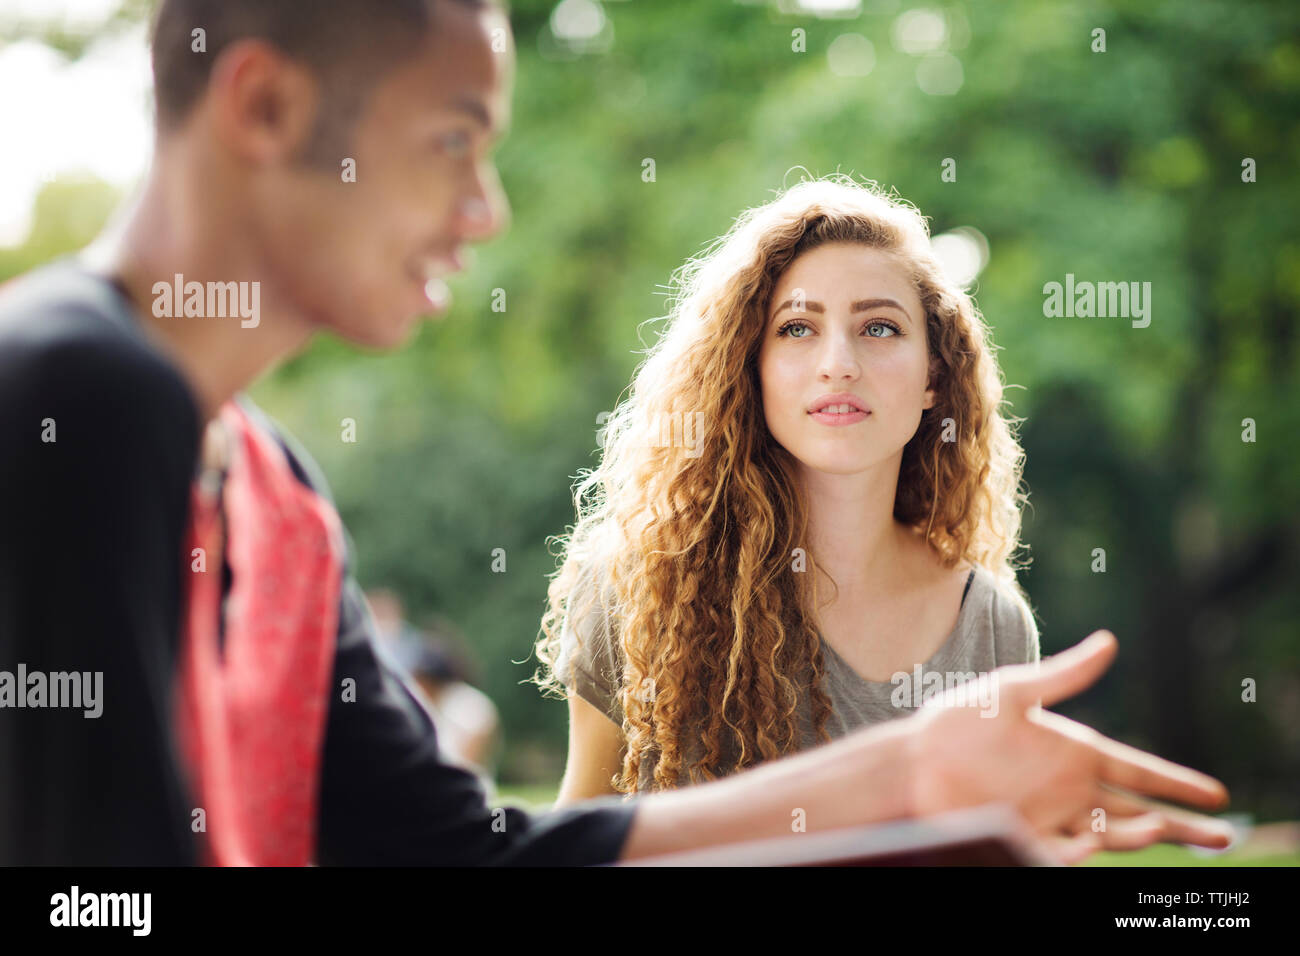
top-left (175, 401), bottom-right (345, 865)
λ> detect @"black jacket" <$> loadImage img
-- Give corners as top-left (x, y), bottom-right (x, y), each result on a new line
top-left (0, 260), bottom-right (636, 865)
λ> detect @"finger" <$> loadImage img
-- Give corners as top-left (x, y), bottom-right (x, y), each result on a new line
top-left (1034, 709), bottom-right (1231, 810)
top-left (1151, 810), bottom-right (1236, 850)
top-left (1097, 810), bottom-right (1234, 853)
top-left (1094, 785), bottom-right (1157, 816)
top-left (1097, 739), bottom-right (1230, 811)
top-left (1093, 811), bottom-right (1167, 851)
top-left (1009, 630), bottom-right (1117, 710)
top-left (1096, 787), bottom-right (1236, 850)
top-left (1056, 790), bottom-right (1161, 852)
top-left (1044, 830), bottom-right (1101, 865)
top-left (1065, 790), bottom-right (1178, 853)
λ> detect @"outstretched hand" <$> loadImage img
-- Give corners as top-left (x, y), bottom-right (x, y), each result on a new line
top-left (908, 631), bottom-right (1234, 864)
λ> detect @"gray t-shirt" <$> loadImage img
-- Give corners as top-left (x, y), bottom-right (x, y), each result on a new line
top-left (555, 564), bottom-right (1041, 789)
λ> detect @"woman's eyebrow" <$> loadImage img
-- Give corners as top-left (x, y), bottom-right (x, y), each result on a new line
top-left (770, 297), bottom-right (912, 320)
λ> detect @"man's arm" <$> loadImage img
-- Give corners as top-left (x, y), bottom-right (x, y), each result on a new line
top-left (0, 323), bottom-right (201, 864)
top-left (619, 712), bottom-right (914, 860)
top-left (617, 632), bottom-right (1233, 862)
top-left (316, 564), bottom-right (1231, 865)
top-left (314, 573), bottom-right (638, 865)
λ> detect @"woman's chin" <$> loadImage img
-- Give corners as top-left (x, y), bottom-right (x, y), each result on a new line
top-left (796, 454), bottom-right (879, 478)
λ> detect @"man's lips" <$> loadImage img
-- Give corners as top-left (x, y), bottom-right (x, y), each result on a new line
top-left (408, 255), bottom-right (462, 312)
top-left (414, 252), bottom-right (464, 281)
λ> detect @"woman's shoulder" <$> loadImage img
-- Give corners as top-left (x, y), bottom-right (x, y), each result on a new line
top-left (553, 554), bottom-right (626, 720)
top-left (965, 565), bottom-right (1040, 666)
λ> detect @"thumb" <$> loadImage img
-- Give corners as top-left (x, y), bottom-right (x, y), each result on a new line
top-left (1015, 630), bottom-right (1118, 710)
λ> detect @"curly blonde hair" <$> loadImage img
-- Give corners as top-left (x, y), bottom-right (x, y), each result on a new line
top-left (533, 175), bottom-right (1028, 793)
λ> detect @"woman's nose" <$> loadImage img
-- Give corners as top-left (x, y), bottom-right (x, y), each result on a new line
top-left (817, 333), bottom-right (861, 381)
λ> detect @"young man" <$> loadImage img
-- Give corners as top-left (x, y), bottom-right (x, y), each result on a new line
top-left (0, 0), bottom-right (1233, 865)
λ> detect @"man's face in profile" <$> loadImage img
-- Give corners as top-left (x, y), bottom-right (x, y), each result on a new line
top-left (258, 3), bottom-right (514, 349)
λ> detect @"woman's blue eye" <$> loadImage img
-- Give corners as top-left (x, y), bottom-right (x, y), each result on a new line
top-left (778, 319), bottom-right (900, 338)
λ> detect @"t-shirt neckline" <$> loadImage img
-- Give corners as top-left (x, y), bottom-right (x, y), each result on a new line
top-left (817, 567), bottom-right (979, 689)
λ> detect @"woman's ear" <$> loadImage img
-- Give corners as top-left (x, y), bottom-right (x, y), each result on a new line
top-left (923, 356), bottom-right (939, 410)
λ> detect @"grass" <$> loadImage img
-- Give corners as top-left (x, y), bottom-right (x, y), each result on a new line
top-left (1081, 845), bottom-right (1299, 867)
top-left (495, 782), bottom-right (562, 811)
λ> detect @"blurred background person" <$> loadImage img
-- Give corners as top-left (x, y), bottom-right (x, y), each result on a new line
top-left (366, 589), bottom-right (501, 782)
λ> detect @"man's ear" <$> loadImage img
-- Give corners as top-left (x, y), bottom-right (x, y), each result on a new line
top-left (210, 39), bottom-right (320, 165)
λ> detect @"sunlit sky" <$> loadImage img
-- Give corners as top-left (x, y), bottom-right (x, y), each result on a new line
top-left (0, 0), bottom-right (152, 246)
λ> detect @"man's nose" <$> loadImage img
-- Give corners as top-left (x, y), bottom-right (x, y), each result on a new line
top-left (458, 165), bottom-right (511, 242)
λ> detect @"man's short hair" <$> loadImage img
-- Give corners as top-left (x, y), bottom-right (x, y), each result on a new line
top-left (150, 0), bottom-right (497, 166)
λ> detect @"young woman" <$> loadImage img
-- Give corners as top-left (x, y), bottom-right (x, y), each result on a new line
top-left (534, 176), bottom-right (1037, 802)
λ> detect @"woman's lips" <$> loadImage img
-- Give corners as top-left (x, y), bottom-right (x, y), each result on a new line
top-left (808, 408), bottom-right (870, 425)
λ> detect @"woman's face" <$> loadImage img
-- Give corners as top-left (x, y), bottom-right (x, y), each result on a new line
top-left (757, 242), bottom-right (934, 478)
